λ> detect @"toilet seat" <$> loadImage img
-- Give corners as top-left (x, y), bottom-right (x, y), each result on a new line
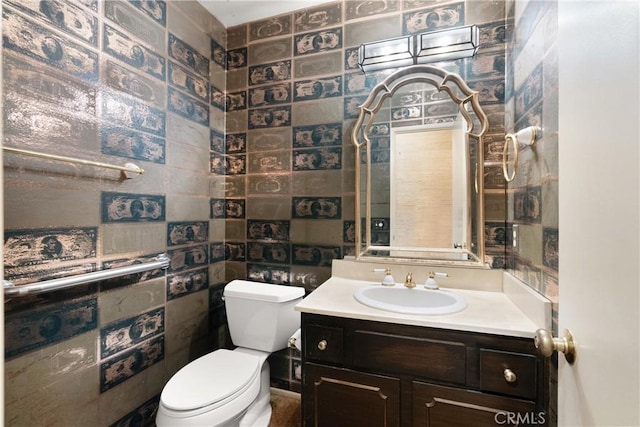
top-left (160, 349), bottom-right (261, 413)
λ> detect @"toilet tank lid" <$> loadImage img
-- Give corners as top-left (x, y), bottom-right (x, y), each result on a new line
top-left (224, 280), bottom-right (305, 302)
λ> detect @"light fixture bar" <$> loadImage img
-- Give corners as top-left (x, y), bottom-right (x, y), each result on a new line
top-left (357, 25), bottom-right (480, 72)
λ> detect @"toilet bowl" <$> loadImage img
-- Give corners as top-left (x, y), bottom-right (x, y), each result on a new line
top-left (156, 280), bottom-right (305, 427)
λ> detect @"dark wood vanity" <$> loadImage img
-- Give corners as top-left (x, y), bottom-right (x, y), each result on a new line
top-left (301, 313), bottom-right (548, 427)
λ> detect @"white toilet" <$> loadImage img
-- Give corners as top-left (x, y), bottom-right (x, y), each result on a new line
top-left (156, 279), bottom-right (305, 427)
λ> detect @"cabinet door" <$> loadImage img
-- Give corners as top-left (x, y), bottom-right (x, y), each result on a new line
top-left (413, 381), bottom-right (542, 427)
top-left (303, 363), bottom-right (400, 427)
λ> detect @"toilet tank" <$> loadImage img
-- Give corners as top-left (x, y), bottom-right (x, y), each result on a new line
top-left (223, 280), bottom-right (305, 352)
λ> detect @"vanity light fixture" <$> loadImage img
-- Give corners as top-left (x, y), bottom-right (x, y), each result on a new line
top-left (358, 25), bottom-right (479, 73)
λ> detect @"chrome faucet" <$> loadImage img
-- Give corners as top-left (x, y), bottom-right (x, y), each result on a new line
top-left (404, 272), bottom-right (416, 289)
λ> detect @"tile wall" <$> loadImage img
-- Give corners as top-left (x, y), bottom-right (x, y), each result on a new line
top-left (2, 1), bottom-right (228, 425)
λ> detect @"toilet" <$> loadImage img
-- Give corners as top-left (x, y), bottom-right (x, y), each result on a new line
top-left (156, 280), bottom-right (305, 427)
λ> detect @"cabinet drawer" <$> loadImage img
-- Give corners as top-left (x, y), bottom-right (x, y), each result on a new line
top-left (304, 324), bottom-right (343, 364)
top-left (353, 330), bottom-right (466, 384)
top-left (480, 349), bottom-right (537, 400)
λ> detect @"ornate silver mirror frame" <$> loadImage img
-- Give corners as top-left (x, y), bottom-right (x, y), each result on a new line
top-left (352, 64), bottom-right (489, 267)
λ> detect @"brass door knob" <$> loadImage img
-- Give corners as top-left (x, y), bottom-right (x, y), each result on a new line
top-left (534, 328), bottom-right (576, 364)
top-left (503, 368), bottom-right (517, 383)
top-left (317, 340), bottom-right (327, 351)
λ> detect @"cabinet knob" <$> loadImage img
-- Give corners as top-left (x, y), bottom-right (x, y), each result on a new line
top-left (317, 340), bottom-right (327, 351)
top-left (503, 368), bottom-right (517, 383)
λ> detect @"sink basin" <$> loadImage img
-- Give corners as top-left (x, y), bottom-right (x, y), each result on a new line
top-left (353, 284), bottom-right (467, 315)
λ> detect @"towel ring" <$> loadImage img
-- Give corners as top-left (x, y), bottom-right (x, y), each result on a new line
top-left (502, 126), bottom-right (538, 182)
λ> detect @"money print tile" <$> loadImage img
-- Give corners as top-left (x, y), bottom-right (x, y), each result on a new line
top-left (294, 3), bottom-right (342, 32)
top-left (292, 197), bottom-right (341, 219)
top-left (346, 1), bottom-right (399, 21)
top-left (100, 335), bottom-right (164, 392)
top-left (104, 60), bottom-right (165, 108)
top-left (168, 62), bottom-right (209, 102)
top-left (104, 24), bottom-right (165, 81)
top-left (105, 1), bottom-right (165, 51)
top-left (224, 242), bottom-right (246, 262)
top-left (250, 15), bottom-right (291, 41)
top-left (247, 264), bottom-right (290, 285)
top-left (226, 133), bottom-right (247, 154)
top-left (168, 87), bottom-right (209, 126)
top-left (248, 83), bottom-right (291, 108)
top-left (5, 297), bottom-right (98, 358)
top-left (3, 8), bottom-right (98, 82)
top-left (293, 147), bottom-right (342, 171)
top-left (101, 92), bottom-right (166, 137)
top-left (167, 221), bottom-right (209, 246)
top-left (100, 308), bottom-right (164, 358)
top-left (248, 106), bottom-right (291, 129)
top-left (294, 76), bottom-right (342, 101)
top-left (167, 244), bottom-right (209, 273)
top-left (101, 192), bottom-right (166, 223)
top-left (248, 61), bottom-right (291, 86)
top-left (211, 38), bottom-right (226, 68)
top-left (227, 47), bottom-right (247, 70)
top-left (292, 244), bottom-right (341, 267)
top-left (294, 28), bottom-right (342, 56)
top-left (101, 125), bottom-right (165, 164)
top-left (247, 220), bottom-right (290, 241)
top-left (402, 3), bottom-right (465, 35)
top-left (167, 268), bottom-right (208, 300)
top-left (247, 242), bottom-right (291, 265)
top-left (129, 0), bottom-right (166, 26)
top-left (168, 33), bottom-right (209, 78)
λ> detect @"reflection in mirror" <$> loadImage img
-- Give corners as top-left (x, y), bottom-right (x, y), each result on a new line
top-left (352, 65), bottom-right (488, 267)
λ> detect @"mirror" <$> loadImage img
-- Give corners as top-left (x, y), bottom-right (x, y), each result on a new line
top-left (352, 65), bottom-right (488, 267)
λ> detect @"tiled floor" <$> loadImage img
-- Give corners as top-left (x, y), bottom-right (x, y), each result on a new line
top-left (269, 391), bottom-right (301, 427)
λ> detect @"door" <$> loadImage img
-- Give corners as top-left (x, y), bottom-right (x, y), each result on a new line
top-left (558, 1), bottom-right (639, 425)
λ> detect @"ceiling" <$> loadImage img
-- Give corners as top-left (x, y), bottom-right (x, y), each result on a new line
top-left (197, 0), bottom-right (332, 27)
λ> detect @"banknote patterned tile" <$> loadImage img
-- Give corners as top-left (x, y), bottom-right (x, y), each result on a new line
top-left (247, 220), bottom-right (290, 241)
top-left (515, 63), bottom-right (543, 118)
top-left (226, 154), bottom-right (247, 175)
top-left (344, 96), bottom-right (367, 119)
top-left (370, 149), bottom-right (391, 163)
top-left (248, 83), bottom-right (291, 108)
top-left (469, 78), bottom-right (505, 105)
top-left (4, 227), bottom-right (97, 269)
top-left (210, 85), bottom-right (226, 111)
top-left (248, 151), bottom-right (290, 173)
top-left (210, 242), bottom-right (225, 263)
top-left (226, 133), bottom-right (247, 154)
top-left (221, 176), bottom-right (246, 198)
top-left (4, 54), bottom-right (96, 113)
top-left (168, 87), bottom-right (209, 126)
top-left (292, 123), bottom-right (342, 148)
top-left (105, 1), bottom-right (165, 51)
top-left (103, 24), bottom-right (165, 81)
top-left (343, 221), bottom-right (356, 243)
top-left (248, 106), bottom-right (291, 129)
top-left (210, 153), bottom-right (225, 175)
top-left (344, 47), bottom-right (360, 71)
top-left (101, 124), bottom-right (166, 164)
top-left (100, 335), bottom-right (164, 393)
top-left (250, 15), bottom-right (291, 41)
top-left (346, 1), bottom-right (399, 21)
top-left (209, 284), bottom-right (225, 309)
top-left (110, 394), bottom-right (160, 427)
top-left (5, 263), bottom-right (96, 289)
top-left (102, 91), bottom-right (166, 137)
top-left (294, 51), bottom-right (342, 79)
top-left (6, 0), bottom-right (98, 46)
top-left (225, 242), bottom-right (246, 262)
top-left (3, 8), bottom-right (98, 82)
top-left (210, 38), bottom-right (226, 69)
top-left (514, 186), bottom-right (542, 223)
top-left (246, 174), bottom-right (290, 195)
top-left (167, 221), bottom-right (209, 246)
top-left (247, 242), bottom-right (291, 265)
top-left (100, 308), bottom-right (164, 358)
top-left (168, 33), bottom-right (209, 78)
top-left (167, 268), bottom-right (208, 301)
top-left (292, 197), bottom-right (341, 219)
top-left (210, 129), bottom-right (225, 153)
top-left (210, 199), bottom-right (246, 219)
top-left (101, 192), bottom-right (166, 223)
top-left (294, 75), bottom-right (342, 101)
top-left (479, 21), bottom-right (509, 48)
top-left (247, 264), bottom-right (290, 285)
top-left (294, 28), bottom-right (342, 56)
top-left (5, 297), bottom-right (97, 358)
top-left (292, 244), bottom-right (341, 267)
top-left (166, 244), bottom-right (209, 273)
top-left (402, 3), bottom-right (465, 35)
top-left (226, 91), bottom-right (247, 111)
top-left (391, 105), bottom-right (422, 121)
top-left (467, 52), bottom-right (506, 80)
top-left (368, 136), bottom-right (390, 150)
top-left (293, 147), bottom-right (342, 171)
top-left (126, 0), bottom-right (165, 26)
top-left (227, 47), bottom-right (248, 70)
top-left (249, 39), bottom-right (292, 64)
top-left (543, 228), bottom-right (559, 270)
top-left (248, 61), bottom-right (291, 86)
top-left (485, 222), bottom-right (508, 247)
top-left (168, 62), bottom-right (209, 102)
top-left (344, 73), bottom-right (378, 95)
top-left (515, 101), bottom-right (542, 132)
top-left (104, 60), bottom-right (165, 108)
top-left (294, 3), bottom-right (342, 32)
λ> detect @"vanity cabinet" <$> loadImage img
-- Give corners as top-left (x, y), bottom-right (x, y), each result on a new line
top-left (301, 314), bottom-right (547, 427)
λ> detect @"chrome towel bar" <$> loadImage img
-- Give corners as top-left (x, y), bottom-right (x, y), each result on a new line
top-left (4, 254), bottom-right (170, 298)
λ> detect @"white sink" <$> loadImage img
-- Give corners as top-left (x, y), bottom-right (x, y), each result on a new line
top-left (353, 284), bottom-right (467, 315)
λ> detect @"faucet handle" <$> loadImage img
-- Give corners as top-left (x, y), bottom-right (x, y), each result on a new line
top-left (424, 271), bottom-right (448, 290)
top-left (373, 268), bottom-right (395, 286)
top-left (404, 272), bottom-right (416, 289)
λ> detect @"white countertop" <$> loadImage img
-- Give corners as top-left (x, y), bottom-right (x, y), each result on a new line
top-left (295, 276), bottom-right (542, 338)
